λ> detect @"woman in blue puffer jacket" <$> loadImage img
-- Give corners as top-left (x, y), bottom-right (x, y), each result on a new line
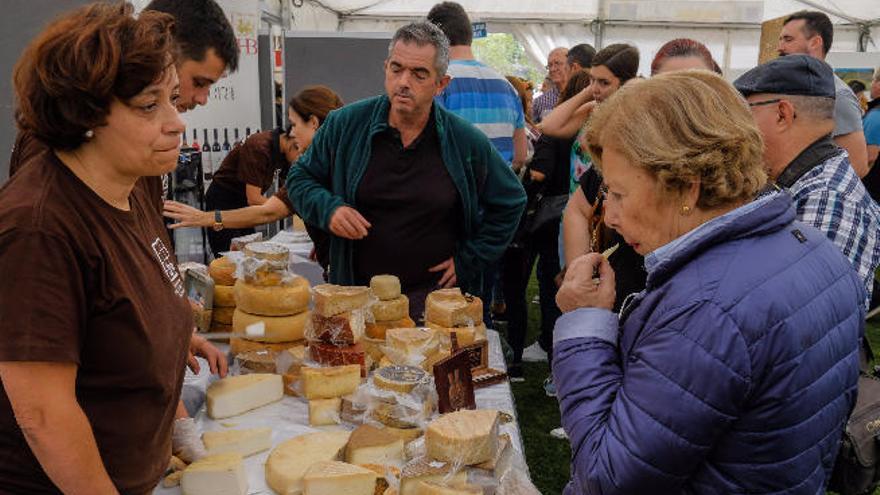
top-left (553, 70), bottom-right (864, 494)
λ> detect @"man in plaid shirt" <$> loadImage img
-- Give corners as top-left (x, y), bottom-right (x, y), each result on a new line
top-left (532, 47), bottom-right (568, 123)
top-left (736, 55), bottom-right (880, 309)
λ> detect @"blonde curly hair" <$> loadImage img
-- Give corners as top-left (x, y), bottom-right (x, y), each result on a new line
top-left (583, 70), bottom-right (767, 209)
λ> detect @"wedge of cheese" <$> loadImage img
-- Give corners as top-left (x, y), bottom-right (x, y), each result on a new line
top-left (345, 424), bottom-right (405, 467)
top-left (415, 482), bottom-right (483, 495)
top-left (301, 364), bottom-right (361, 399)
top-left (313, 284), bottom-right (372, 316)
top-left (386, 328), bottom-right (439, 357)
top-left (180, 453), bottom-right (247, 495)
top-left (202, 427), bottom-right (272, 457)
top-left (423, 322), bottom-right (484, 349)
top-left (233, 277), bottom-right (310, 316)
top-left (303, 461), bottom-right (378, 495)
top-left (399, 459), bottom-right (467, 495)
top-left (309, 397), bottom-right (342, 426)
top-left (424, 289), bottom-right (483, 328)
top-left (206, 374), bottom-right (284, 419)
top-left (370, 275), bottom-right (401, 301)
top-left (425, 409), bottom-right (499, 465)
top-left (266, 431), bottom-right (351, 495)
top-left (232, 308), bottom-right (309, 343)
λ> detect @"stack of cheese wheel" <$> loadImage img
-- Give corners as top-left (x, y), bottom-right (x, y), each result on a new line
top-left (207, 256), bottom-right (238, 339)
top-left (364, 275), bottom-right (415, 366)
top-left (306, 285), bottom-right (372, 377)
top-left (379, 327), bottom-right (445, 372)
top-left (230, 242), bottom-right (310, 357)
top-left (424, 288), bottom-right (488, 352)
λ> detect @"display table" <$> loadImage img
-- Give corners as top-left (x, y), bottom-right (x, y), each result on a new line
top-left (154, 330), bottom-right (527, 494)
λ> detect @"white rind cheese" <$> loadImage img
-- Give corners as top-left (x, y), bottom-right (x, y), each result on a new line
top-left (301, 365), bottom-right (361, 399)
top-left (180, 453), bottom-right (247, 495)
top-left (266, 431), bottom-right (352, 495)
top-left (206, 374), bottom-right (284, 419)
top-left (303, 461), bottom-right (378, 495)
top-left (202, 427), bottom-right (272, 457)
top-left (425, 410), bottom-right (500, 465)
top-left (309, 398), bottom-right (342, 426)
top-left (370, 275), bottom-right (402, 300)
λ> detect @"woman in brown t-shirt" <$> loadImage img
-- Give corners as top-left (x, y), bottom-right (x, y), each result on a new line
top-left (0, 5), bottom-right (193, 494)
top-left (164, 86), bottom-right (343, 268)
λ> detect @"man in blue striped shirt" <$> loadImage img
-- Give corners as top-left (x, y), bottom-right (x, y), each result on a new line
top-left (429, 2), bottom-right (527, 170)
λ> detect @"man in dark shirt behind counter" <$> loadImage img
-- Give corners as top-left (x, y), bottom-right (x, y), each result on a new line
top-left (287, 21), bottom-right (526, 320)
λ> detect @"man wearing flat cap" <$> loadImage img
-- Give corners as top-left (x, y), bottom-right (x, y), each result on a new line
top-left (735, 54), bottom-right (880, 310)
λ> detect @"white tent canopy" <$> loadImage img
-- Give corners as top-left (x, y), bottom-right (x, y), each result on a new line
top-left (274, 0), bottom-right (880, 76)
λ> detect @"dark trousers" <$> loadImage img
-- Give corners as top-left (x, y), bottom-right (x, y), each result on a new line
top-left (502, 219), bottom-right (562, 365)
top-left (205, 184), bottom-right (255, 258)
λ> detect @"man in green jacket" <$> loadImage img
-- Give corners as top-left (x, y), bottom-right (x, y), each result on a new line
top-left (287, 21), bottom-right (526, 320)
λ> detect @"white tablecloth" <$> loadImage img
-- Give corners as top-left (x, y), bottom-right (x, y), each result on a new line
top-left (154, 330), bottom-right (526, 494)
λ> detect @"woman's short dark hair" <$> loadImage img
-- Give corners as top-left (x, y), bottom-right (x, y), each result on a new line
top-left (427, 1), bottom-right (473, 47)
top-left (288, 86), bottom-right (344, 125)
top-left (14, 3), bottom-right (176, 151)
top-left (592, 43), bottom-right (640, 84)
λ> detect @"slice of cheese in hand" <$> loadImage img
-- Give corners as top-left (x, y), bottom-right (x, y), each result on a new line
top-left (425, 409), bottom-right (500, 465)
top-left (206, 374), bottom-right (283, 419)
top-left (266, 431), bottom-right (352, 495)
top-left (309, 398), bottom-right (342, 426)
top-left (303, 461), bottom-right (378, 495)
top-left (345, 424), bottom-right (405, 467)
top-left (202, 427), bottom-right (272, 457)
top-left (301, 364), bottom-right (361, 399)
top-left (180, 453), bottom-right (247, 495)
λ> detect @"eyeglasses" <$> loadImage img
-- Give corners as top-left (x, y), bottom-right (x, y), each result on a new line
top-left (748, 98), bottom-right (782, 108)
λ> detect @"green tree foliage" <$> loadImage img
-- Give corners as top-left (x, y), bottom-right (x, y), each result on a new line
top-left (473, 33), bottom-right (544, 87)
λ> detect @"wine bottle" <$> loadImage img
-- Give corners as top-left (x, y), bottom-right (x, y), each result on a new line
top-left (233, 128), bottom-right (241, 146)
top-left (245, 126), bottom-right (251, 138)
top-left (202, 129), bottom-right (213, 180)
top-left (181, 128), bottom-right (188, 148)
top-left (222, 128), bottom-right (231, 152)
top-left (191, 129), bottom-right (200, 150)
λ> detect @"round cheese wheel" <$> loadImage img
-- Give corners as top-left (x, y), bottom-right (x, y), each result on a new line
top-left (371, 295), bottom-right (409, 322)
top-left (229, 337), bottom-right (305, 356)
top-left (370, 275), bottom-right (401, 300)
top-left (212, 306), bottom-right (235, 325)
top-left (243, 241), bottom-right (289, 263)
top-left (365, 317), bottom-right (415, 340)
top-left (208, 257), bottom-right (236, 286)
top-left (213, 284), bottom-right (236, 308)
top-left (232, 309), bottom-right (309, 343)
top-left (234, 277), bottom-right (310, 316)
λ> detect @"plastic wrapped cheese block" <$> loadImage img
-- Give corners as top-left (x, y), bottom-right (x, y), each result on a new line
top-left (313, 284), bottom-right (372, 316)
top-left (425, 410), bottom-right (499, 465)
top-left (232, 309), bottom-right (308, 343)
top-left (265, 431), bottom-right (351, 495)
top-left (307, 310), bottom-right (366, 345)
top-left (302, 461), bottom-right (379, 495)
top-left (373, 366), bottom-right (428, 394)
top-left (213, 284), bottom-right (236, 308)
top-left (309, 398), bottom-right (342, 426)
top-left (202, 428), bottom-right (272, 457)
top-left (423, 322), bottom-right (483, 349)
top-left (371, 295), bottom-right (409, 322)
top-left (415, 482), bottom-right (482, 494)
top-left (370, 275), bottom-right (401, 301)
top-left (365, 316), bottom-right (416, 340)
top-left (208, 257), bottom-right (236, 286)
top-left (301, 364), bottom-right (361, 399)
top-left (383, 425), bottom-right (424, 445)
top-left (424, 289), bottom-right (483, 328)
top-left (233, 277), bottom-right (310, 316)
top-left (399, 459), bottom-right (467, 495)
top-left (309, 342), bottom-right (367, 376)
top-left (345, 424), bottom-right (405, 467)
top-left (243, 241), bottom-right (289, 263)
top-left (206, 374), bottom-right (284, 419)
top-left (180, 453), bottom-right (247, 495)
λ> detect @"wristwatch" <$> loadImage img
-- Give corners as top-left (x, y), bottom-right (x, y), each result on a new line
top-left (212, 209), bottom-right (224, 231)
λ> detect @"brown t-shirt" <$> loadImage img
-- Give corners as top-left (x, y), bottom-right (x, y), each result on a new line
top-left (8, 129), bottom-right (49, 178)
top-left (210, 129), bottom-right (289, 203)
top-left (0, 152), bottom-right (193, 494)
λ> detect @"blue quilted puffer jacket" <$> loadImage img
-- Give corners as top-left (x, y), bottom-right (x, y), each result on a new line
top-left (553, 191), bottom-right (864, 494)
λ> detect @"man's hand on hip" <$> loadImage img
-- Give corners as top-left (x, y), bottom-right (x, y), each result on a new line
top-left (329, 206), bottom-right (371, 240)
top-left (429, 257), bottom-right (457, 288)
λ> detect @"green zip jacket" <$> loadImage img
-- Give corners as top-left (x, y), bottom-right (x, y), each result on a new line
top-left (286, 95), bottom-right (526, 295)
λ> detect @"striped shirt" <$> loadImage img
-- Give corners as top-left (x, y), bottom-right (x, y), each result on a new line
top-left (436, 60), bottom-right (524, 164)
top-left (532, 85), bottom-right (559, 123)
top-left (788, 148), bottom-right (880, 309)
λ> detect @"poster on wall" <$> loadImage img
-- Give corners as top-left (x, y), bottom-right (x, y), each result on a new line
top-left (181, 0), bottom-right (261, 168)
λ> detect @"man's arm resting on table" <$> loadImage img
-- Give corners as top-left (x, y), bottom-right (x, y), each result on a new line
top-left (0, 361), bottom-right (119, 495)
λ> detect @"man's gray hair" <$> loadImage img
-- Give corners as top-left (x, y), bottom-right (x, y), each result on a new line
top-left (787, 94), bottom-right (835, 121)
top-left (388, 21), bottom-right (450, 78)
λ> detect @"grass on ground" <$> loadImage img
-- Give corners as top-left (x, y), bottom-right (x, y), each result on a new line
top-left (506, 272), bottom-right (880, 495)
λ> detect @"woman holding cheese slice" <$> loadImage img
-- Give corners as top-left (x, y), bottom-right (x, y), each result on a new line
top-left (552, 70), bottom-right (862, 493)
top-left (163, 85), bottom-right (343, 268)
top-left (0, 5), bottom-right (193, 493)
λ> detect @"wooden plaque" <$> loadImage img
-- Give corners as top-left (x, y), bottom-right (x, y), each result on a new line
top-left (433, 350), bottom-right (476, 413)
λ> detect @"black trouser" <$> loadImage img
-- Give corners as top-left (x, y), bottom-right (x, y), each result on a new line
top-left (205, 184), bottom-right (255, 258)
top-left (501, 219), bottom-right (562, 365)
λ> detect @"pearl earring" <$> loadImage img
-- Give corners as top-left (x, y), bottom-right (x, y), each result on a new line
top-left (681, 205), bottom-right (691, 215)
top-left (84, 129), bottom-right (95, 139)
